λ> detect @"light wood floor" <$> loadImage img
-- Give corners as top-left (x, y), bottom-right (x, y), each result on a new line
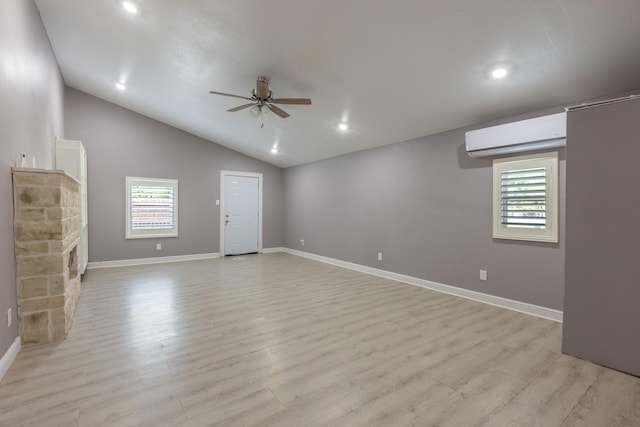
top-left (1, 253), bottom-right (639, 426)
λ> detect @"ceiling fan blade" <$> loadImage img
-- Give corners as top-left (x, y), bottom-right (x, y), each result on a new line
top-left (227, 103), bottom-right (255, 112)
top-left (267, 103), bottom-right (290, 118)
top-left (209, 91), bottom-right (253, 101)
top-left (270, 98), bottom-right (312, 105)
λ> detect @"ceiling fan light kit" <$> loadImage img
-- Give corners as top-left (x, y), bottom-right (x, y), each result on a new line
top-left (209, 76), bottom-right (311, 123)
top-left (250, 104), bottom-right (271, 128)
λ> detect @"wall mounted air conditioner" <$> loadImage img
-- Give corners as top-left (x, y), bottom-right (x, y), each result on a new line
top-left (465, 112), bottom-right (566, 158)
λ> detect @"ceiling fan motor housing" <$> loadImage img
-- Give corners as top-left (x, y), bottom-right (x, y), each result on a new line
top-left (256, 76), bottom-right (270, 99)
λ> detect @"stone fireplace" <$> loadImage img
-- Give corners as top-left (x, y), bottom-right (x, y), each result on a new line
top-left (12, 168), bottom-right (82, 344)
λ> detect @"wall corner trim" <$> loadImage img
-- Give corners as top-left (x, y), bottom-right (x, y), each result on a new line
top-left (280, 248), bottom-right (563, 323)
top-left (86, 253), bottom-right (220, 269)
top-left (0, 337), bottom-right (21, 382)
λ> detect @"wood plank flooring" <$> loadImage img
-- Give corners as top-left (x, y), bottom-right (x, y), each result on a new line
top-left (1, 253), bottom-right (639, 426)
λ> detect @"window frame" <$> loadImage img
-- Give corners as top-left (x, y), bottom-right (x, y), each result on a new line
top-left (492, 152), bottom-right (558, 243)
top-left (125, 176), bottom-right (179, 239)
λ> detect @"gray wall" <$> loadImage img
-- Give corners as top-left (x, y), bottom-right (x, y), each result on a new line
top-left (0, 0), bottom-right (64, 356)
top-left (64, 88), bottom-right (284, 262)
top-left (562, 97), bottom-right (640, 376)
top-left (284, 111), bottom-right (566, 310)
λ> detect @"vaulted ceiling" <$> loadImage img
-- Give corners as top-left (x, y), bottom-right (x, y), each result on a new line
top-left (35, 0), bottom-right (640, 167)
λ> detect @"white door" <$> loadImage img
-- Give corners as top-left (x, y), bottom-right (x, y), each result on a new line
top-left (224, 175), bottom-right (259, 255)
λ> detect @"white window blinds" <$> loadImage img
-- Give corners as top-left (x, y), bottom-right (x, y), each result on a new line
top-left (126, 177), bottom-right (178, 239)
top-left (130, 185), bottom-right (175, 230)
top-left (500, 166), bottom-right (547, 229)
top-left (493, 152), bottom-right (558, 242)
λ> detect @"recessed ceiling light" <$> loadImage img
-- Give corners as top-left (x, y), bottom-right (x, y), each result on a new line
top-left (122, 1), bottom-right (138, 14)
top-left (338, 122), bottom-right (349, 131)
top-left (270, 147), bottom-right (278, 154)
top-left (115, 82), bottom-right (126, 91)
top-left (491, 66), bottom-right (509, 79)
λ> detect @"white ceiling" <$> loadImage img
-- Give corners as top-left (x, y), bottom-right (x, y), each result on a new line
top-left (35, 0), bottom-right (640, 167)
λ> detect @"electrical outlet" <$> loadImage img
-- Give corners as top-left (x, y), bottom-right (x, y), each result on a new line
top-left (156, 243), bottom-right (162, 250)
top-left (480, 270), bottom-right (488, 281)
top-left (300, 239), bottom-right (305, 246)
top-left (377, 252), bottom-right (383, 261)
top-left (7, 308), bottom-right (12, 327)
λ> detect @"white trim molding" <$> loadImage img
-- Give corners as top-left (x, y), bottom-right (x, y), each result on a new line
top-left (85, 247), bottom-right (562, 322)
top-left (279, 248), bottom-right (563, 323)
top-left (0, 337), bottom-right (21, 382)
top-left (220, 170), bottom-right (263, 257)
top-left (261, 247), bottom-right (285, 254)
top-left (87, 253), bottom-right (220, 269)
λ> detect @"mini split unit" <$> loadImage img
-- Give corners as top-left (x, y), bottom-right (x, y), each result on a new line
top-left (465, 112), bottom-right (567, 158)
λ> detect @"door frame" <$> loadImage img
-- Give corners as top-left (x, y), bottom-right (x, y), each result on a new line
top-left (219, 170), bottom-right (263, 257)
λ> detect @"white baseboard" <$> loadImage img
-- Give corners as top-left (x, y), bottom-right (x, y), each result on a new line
top-left (280, 248), bottom-right (563, 323)
top-left (87, 249), bottom-right (284, 269)
top-left (261, 247), bottom-right (285, 254)
top-left (0, 337), bottom-right (21, 382)
top-left (86, 252), bottom-right (220, 269)
top-left (84, 247), bottom-right (562, 322)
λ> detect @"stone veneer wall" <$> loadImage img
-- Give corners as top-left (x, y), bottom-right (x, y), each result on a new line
top-left (12, 168), bottom-right (81, 344)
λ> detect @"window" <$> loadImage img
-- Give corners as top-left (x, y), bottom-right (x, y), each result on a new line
top-left (493, 152), bottom-right (558, 242)
top-left (126, 177), bottom-right (178, 239)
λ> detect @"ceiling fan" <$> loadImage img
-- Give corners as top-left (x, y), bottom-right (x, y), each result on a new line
top-left (209, 76), bottom-right (311, 120)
